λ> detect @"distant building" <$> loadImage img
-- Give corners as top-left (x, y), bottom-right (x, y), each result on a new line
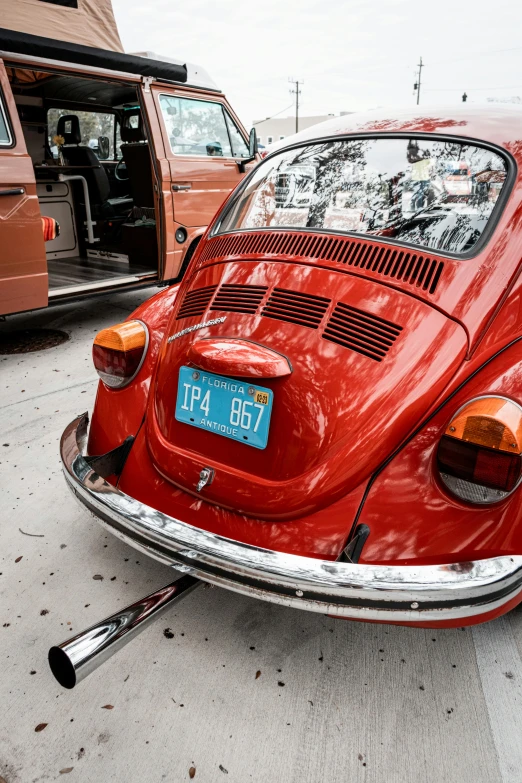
top-left (254, 113), bottom-right (351, 147)
top-left (487, 96), bottom-right (522, 104)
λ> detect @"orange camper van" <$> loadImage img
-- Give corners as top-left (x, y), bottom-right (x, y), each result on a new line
top-left (0, 0), bottom-right (257, 316)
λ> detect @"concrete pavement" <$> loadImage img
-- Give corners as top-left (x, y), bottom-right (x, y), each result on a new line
top-left (1, 290), bottom-right (522, 783)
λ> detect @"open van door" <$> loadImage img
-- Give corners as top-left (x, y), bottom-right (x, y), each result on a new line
top-left (0, 59), bottom-right (47, 316)
top-left (152, 86), bottom-right (253, 278)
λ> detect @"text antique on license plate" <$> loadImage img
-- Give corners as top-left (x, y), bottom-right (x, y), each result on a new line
top-left (175, 366), bottom-right (274, 449)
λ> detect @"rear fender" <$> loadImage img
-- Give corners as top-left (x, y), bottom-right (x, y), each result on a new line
top-left (87, 285), bottom-right (179, 457)
top-left (358, 339), bottom-right (522, 565)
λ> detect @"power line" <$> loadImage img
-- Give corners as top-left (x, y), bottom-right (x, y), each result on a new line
top-left (253, 103), bottom-right (295, 126)
top-left (300, 43), bottom-right (522, 83)
top-left (425, 84), bottom-right (522, 92)
top-left (428, 44), bottom-right (522, 68)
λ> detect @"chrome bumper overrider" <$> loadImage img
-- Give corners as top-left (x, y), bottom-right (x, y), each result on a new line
top-left (61, 414), bottom-right (522, 623)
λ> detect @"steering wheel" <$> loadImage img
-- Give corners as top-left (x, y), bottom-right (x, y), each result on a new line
top-left (115, 157), bottom-right (129, 181)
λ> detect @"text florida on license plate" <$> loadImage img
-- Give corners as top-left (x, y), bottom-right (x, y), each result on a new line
top-left (175, 366), bottom-right (274, 449)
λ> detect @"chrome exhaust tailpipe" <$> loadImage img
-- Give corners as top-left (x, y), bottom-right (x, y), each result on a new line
top-left (48, 575), bottom-right (200, 689)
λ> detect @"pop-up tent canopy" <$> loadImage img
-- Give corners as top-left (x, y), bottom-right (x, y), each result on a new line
top-left (0, 0), bottom-right (124, 52)
top-left (0, 0), bottom-right (188, 84)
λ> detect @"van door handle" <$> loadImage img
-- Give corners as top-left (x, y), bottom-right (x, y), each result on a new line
top-left (172, 183), bottom-right (191, 191)
top-left (0, 187), bottom-right (25, 196)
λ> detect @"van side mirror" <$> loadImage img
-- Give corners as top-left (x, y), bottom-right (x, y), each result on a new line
top-left (98, 136), bottom-right (110, 160)
top-left (238, 128), bottom-right (258, 173)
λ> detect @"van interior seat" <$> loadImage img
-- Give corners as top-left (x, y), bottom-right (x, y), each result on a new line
top-left (120, 114), bottom-right (155, 208)
top-left (56, 114), bottom-right (133, 216)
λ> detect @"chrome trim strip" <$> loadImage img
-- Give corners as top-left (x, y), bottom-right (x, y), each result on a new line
top-left (61, 414), bottom-right (522, 623)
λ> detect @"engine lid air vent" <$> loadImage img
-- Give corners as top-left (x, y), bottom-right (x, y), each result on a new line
top-left (176, 285), bottom-right (217, 320)
top-left (262, 287), bottom-right (330, 329)
top-left (198, 232), bottom-right (444, 295)
top-left (210, 284), bottom-right (268, 314)
top-left (323, 302), bottom-right (402, 362)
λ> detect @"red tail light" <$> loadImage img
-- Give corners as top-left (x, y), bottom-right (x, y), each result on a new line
top-left (437, 396), bottom-right (522, 503)
top-left (438, 437), bottom-right (521, 492)
top-left (93, 320), bottom-right (148, 389)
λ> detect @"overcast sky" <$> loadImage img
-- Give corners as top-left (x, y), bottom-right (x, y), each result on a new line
top-left (113, 0), bottom-right (522, 130)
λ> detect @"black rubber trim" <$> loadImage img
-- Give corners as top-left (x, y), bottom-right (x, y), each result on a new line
top-left (85, 436), bottom-right (134, 478)
top-left (341, 524), bottom-right (370, 563)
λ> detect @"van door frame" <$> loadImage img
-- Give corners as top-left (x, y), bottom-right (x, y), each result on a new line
top-left (138, 79), bottom-right (168, 281)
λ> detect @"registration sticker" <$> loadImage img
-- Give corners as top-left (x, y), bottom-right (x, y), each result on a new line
top-left (254, 390), bottom-right (269, 405)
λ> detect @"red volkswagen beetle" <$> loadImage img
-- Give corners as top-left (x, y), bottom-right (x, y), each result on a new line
top-left (53, 106), bottom-right (522, 687)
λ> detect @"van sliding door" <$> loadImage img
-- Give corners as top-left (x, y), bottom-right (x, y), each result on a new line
top-left (0, 59), bottom-right (48, 316)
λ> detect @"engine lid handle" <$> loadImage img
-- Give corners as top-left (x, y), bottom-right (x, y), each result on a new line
top-left (187, 338), bottom-right (292, 378)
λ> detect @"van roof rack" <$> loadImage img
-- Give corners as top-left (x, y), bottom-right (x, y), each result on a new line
top-left (0, 27), bottom-right (188, 85)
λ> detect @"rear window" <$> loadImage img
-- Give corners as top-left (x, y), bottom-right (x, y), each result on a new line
top-left (214, 137), bottom-right (509, 256)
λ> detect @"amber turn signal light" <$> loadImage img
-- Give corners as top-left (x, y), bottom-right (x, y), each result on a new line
top-left (437, 396), bottom-right (522, 503)
top-left (93, 320), bottom-right (148, 389)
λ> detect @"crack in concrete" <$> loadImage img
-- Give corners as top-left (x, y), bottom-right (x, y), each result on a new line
top-left (0, 379), bottom-right (94, 411)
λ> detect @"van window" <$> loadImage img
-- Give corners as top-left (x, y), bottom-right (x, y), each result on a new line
top-left (159, 95), bottom-right (233, 157)
top-left (47, 109), bottom-right (116, 159)
top-left (224, 112), bottom-right (250, 158)
top-left (0, 94), bottom-right (11, 145)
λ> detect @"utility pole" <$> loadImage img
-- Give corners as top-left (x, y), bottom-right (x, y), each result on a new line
top-left (289, 78), bottom-right (302, 133)
top-left (413, 57), bottom-right (423, 105)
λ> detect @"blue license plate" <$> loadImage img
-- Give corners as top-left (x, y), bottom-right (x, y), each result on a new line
top-left (175, 366), bottom-right (274, 449)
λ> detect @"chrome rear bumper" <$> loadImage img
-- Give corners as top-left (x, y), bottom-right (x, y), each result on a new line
top-left (61, 414), bottom-right (522, 624)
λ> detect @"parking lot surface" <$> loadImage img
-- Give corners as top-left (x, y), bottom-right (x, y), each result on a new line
top-left (2, 290), bottom-right (522, 783)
